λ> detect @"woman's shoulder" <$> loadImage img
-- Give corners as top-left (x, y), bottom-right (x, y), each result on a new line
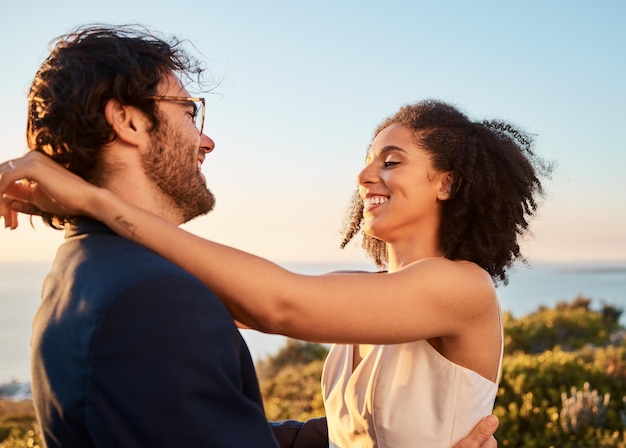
top-left (400, 257), bottom-right (498, 310)
top-left (403, 257), bottom-right (494, 285)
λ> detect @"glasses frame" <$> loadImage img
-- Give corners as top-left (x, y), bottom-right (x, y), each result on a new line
top-left (148, 96), bottom-right (206, 135)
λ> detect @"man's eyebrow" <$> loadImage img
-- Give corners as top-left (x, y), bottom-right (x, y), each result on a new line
top-left (181, 101), bottom-right (196, 112)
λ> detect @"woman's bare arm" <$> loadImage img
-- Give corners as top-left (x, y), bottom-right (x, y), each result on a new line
top-left (1, 152), bottom-right (497, 345)
top-left (89, 186), bottom-right (496, 345)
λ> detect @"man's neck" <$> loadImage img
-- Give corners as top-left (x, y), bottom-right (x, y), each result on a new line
top-left (101, 173), bottom-right (183, 228)
top-left (100, 146), bottom-right (184, 226)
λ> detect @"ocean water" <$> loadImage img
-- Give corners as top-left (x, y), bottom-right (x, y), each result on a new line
top-left (1, 259), bottom-right (625, 396)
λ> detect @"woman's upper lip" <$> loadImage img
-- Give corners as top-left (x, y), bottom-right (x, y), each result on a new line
top-left (360, 190), bottom-right (389, 199)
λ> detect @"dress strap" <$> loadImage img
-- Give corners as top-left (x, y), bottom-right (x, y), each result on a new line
top-left (495, 304), bottom-right (505, 384)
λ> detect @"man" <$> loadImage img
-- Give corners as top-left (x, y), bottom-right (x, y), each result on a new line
top-left (0, 25), bottom-right (498, 447)
top-left (18, 25), bottom-right (287, 448)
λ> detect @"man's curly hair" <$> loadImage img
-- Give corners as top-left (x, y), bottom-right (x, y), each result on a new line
top-left (26, 24), bottom-right (207, 228)
top-left (340, 100), bottom-right (552, 284)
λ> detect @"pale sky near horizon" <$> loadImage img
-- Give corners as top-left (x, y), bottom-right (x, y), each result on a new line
top-left (0, 1), bottom-right (624, 265)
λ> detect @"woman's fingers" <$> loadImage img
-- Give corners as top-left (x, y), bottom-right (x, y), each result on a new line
top-left (0, 152), bottom-right (93, 218)
top-left (11, 200), bottom-right (43, 216)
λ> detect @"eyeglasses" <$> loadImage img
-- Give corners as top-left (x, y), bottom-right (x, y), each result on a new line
top-left (148, 96), bottom-right (206, 135)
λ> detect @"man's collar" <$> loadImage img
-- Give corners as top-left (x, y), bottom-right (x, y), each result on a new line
top-left (64, 217), bottom-right (114, 239)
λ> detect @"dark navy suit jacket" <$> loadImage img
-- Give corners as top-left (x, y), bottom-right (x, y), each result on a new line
top-left (31, 219), bottom-right (326, 447)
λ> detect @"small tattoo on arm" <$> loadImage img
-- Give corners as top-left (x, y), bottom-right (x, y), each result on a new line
top-left (114, 215), bottom-right (139, 241)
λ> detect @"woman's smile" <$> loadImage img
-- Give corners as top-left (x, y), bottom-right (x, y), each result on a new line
top-left (362, 194), bottom-right (389, 211)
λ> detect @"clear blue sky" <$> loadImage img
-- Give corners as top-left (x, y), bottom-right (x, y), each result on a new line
top-left (1, 0), bottom-right (624, 264)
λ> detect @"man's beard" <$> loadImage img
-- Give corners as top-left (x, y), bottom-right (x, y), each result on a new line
top-left (142, 120), bottom-right (215, 223)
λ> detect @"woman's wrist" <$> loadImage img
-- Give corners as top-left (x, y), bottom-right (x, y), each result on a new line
top-left (85, 186), bottom-right (115, 220)
top-left (88, 187), bottom-right (141, 241)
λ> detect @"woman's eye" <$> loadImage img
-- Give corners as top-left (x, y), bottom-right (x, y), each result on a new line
top-left (383, 161), bottom-right (400, 168)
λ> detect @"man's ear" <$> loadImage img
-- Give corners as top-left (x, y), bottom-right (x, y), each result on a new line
top-left (437, 172), bottom-right (454, 201)
top-left (104, 99), bottom-right (147, 146)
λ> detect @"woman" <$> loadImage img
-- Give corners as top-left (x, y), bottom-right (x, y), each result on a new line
top-left (1, 99), bottom-right (549, 447)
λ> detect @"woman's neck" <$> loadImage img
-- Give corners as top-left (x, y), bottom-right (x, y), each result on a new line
top-left (387, 242), bottom-right (443, 273)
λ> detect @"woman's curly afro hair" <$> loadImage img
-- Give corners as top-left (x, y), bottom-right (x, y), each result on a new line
top-left (340, 99), bottom-right (552, 284)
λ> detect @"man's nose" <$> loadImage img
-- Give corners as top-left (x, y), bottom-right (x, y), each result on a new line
top-left (200, 133), bottom-right (215, 154)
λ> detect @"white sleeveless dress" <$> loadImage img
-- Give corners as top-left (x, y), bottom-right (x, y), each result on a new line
top-left (321, 338), bottom-right (502, 448)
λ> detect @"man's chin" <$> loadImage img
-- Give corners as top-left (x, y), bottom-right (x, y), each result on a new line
top-left (181, 190), bottom-right (215, 224)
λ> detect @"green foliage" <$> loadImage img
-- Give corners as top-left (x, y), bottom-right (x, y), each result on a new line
top-left (494, 347), bottom-right (626, 447)
top-left (560, 382), bottom-right (610, 434)
top-left (257, 339), bottom-right (328, 421)
top-left (504, 296), bottom-right (623, 355)
top-left (492, 296), bottom-right (626, 447)
top-left (261, 360), bottom-right (326, 421)
top-left (256, 338), bottom-right (329, 381)
top-left (0, 400), bottom-right (41, 448)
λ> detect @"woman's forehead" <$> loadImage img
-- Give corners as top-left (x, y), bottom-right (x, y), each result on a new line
top-left (366, 124), bottom-right (426, 159)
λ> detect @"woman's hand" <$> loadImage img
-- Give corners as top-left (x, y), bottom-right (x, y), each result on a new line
top-left (0, 152), bottom-right (99, 229)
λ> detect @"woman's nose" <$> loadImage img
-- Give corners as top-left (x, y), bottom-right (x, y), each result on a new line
top-left (357, 163), bottom-right (377, 186)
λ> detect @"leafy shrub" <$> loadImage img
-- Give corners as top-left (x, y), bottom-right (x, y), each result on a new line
top-left (261, 360), bottom-right (326, 421)
top-left (256, 339), bottom-right (329, 381)
top-left (494, 346), bottom-right (626, 447)
top-left (258, 339), bottom-right (328, 421)
top-left (560, 382), bottom-right (610, 434)
top-left (0, 400), bottom-right (41, 448)
top-left (504, 296), bottom-right (623, 355)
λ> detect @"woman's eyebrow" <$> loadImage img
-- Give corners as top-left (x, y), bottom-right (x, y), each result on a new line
top-left (380, 145), bottom-right (407, 155)
top-left (365, 145), bottom-right (406, 163)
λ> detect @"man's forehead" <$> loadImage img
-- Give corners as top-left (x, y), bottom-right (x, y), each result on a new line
top-left (158, 73), bottom-right (190, 96)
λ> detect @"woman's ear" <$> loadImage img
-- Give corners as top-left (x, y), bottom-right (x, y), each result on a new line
top-left (104, 99), bottom-right (148, 147)
top-left (437, 172), bottom-right (454, 201)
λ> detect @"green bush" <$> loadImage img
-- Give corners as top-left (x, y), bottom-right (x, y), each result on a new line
top-left (494, 347), bottom-right (626, 446)
top-left (256, 339), bottom-right (329, 381)
top-left (258, 339), bottom-right (328, 421)
top-left (261, 359), bottom-right (326, 421)
top-left (504, 296), bottom-right (623, 355)
top-left (0, 400), bottom-right (41, 448)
